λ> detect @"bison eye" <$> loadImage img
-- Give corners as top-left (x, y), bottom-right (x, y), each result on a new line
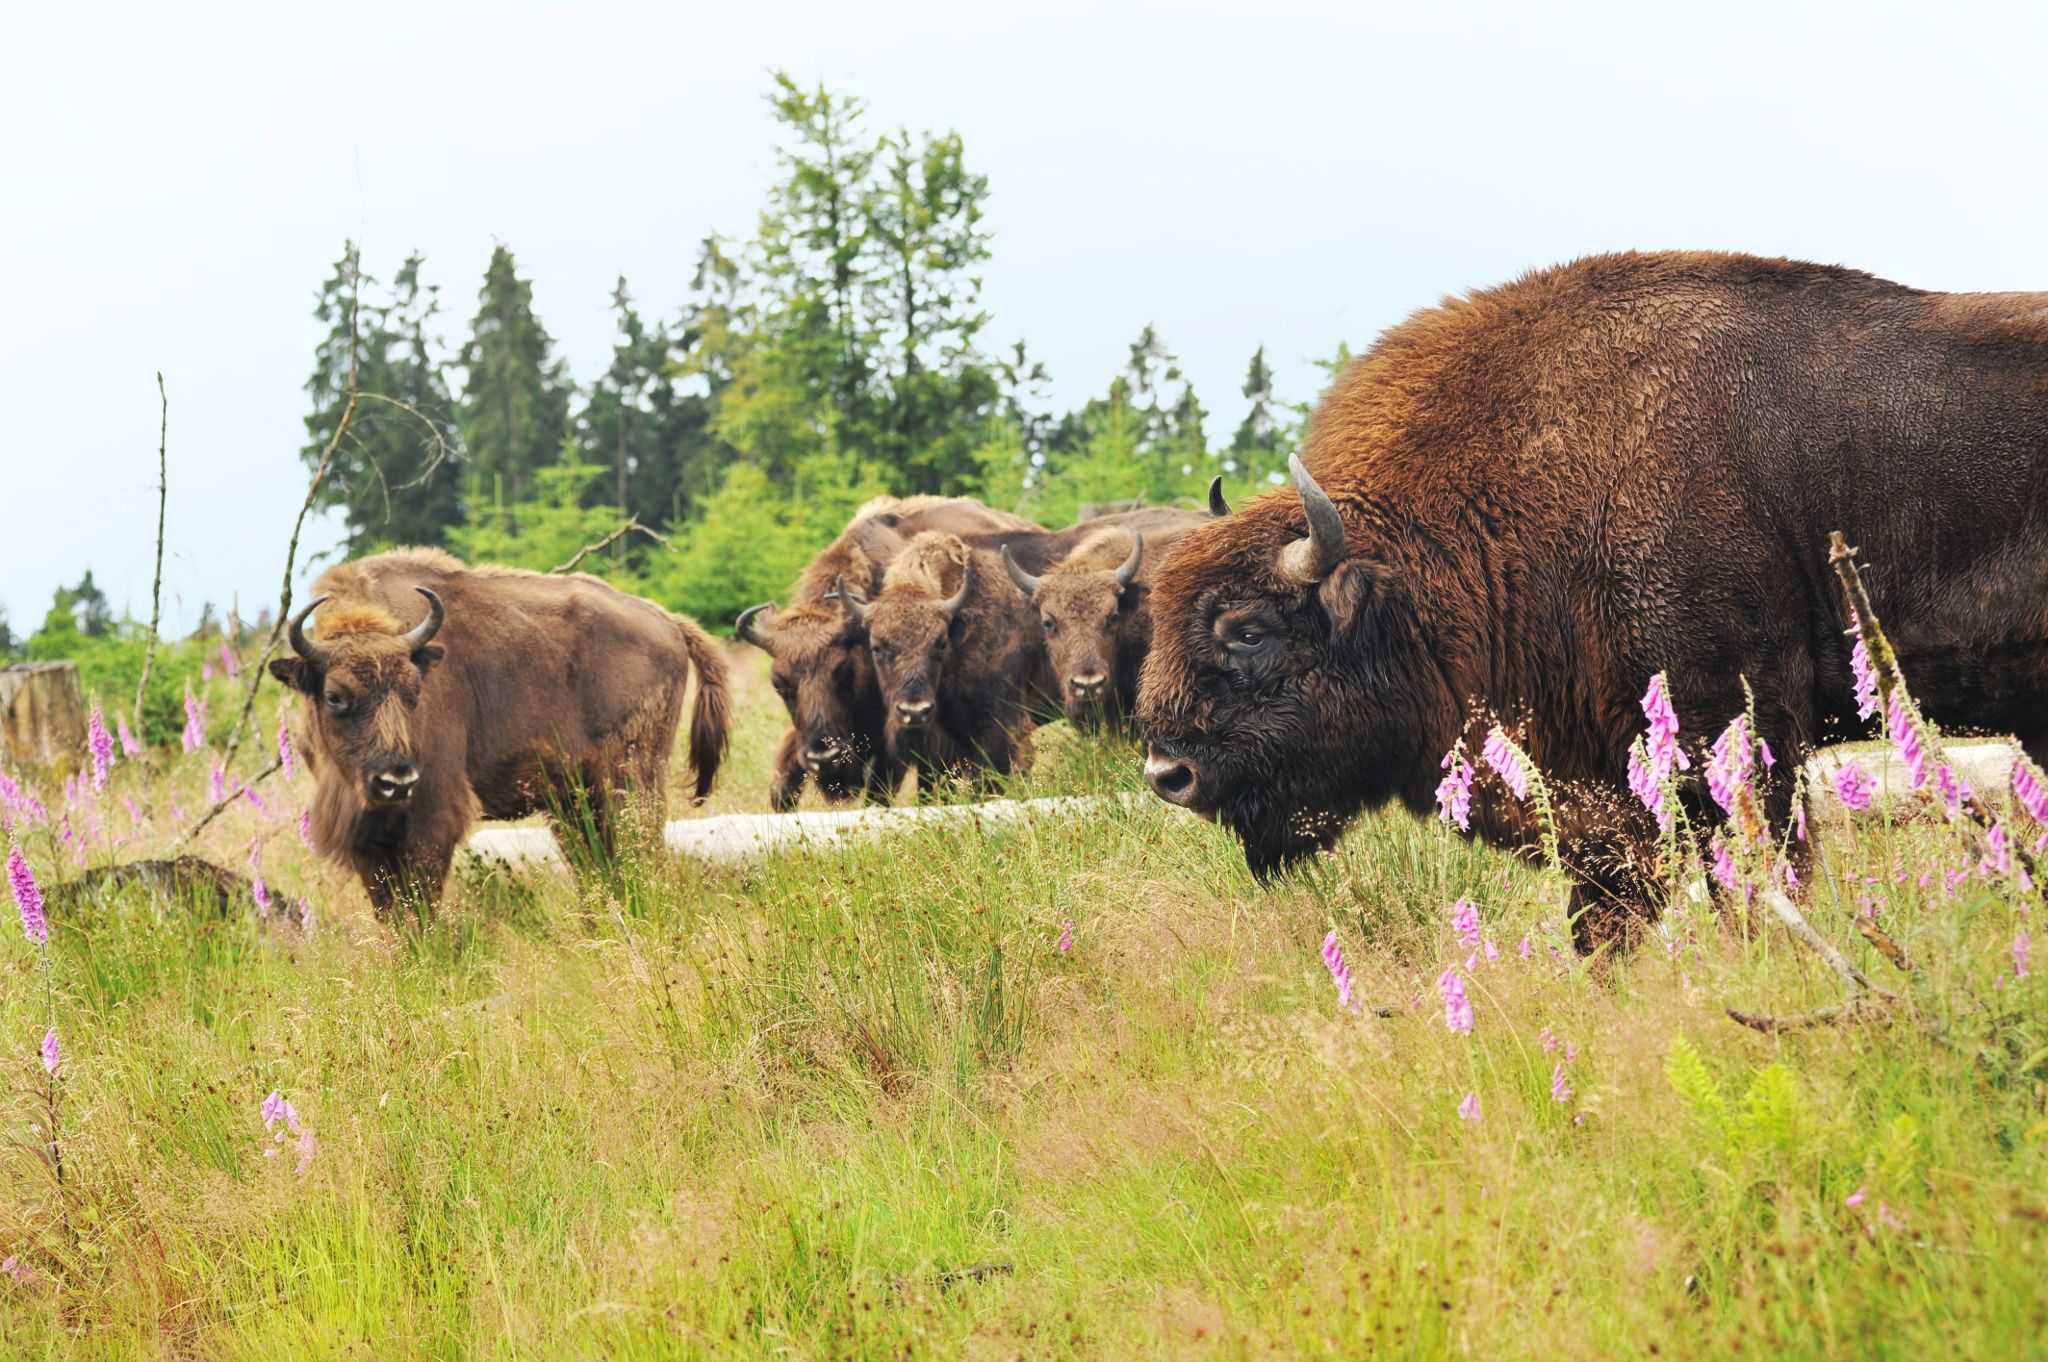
top-left (323, 690), bottom-right (349, 714)
top-left (1226, 627), bottom-right (1268, 655)
top-left (1041, 616), bottom-right (1058, 635)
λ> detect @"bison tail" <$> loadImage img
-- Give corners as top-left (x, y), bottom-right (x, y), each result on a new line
top-left (674, 612), bottom-right (732, 801)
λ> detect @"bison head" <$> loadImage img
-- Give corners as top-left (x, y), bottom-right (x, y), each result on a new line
top-left (735, 601), bottom-right (883, 800)
top-left (1004, 533), bottom-right (1143, 729)
top-left (1136, 456), bottom-right (1444, 877)
top-left (842, 537), bottom-right (974, 757)
top-left (268, 589), bottom-right (446, 808)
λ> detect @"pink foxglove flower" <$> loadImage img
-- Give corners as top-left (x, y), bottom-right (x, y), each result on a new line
top-left (2014, 760), bottom-right (2048, 827)
top-left (1793, 798), bottom-right (1807, 843)
top-left (8, 846), bottom-right (46, 945)
top-left (1450, 897), bottom-right (1480, 949)
top-left (1517, 936), bottom-right (1532, 961)
top-left (1640, 673), bottom-right (1689, 772)
top-left (1709, 834), bottom-right (1738, 892)
top-left (2016, 931), bottom-right (2032, 981)
top-left (1983, 823), bottom-right (2012, 877)
top-left (1848, 610), bottom-right (1879, 721)
top-left (40, 1026), bottom-right (58, 1075)
top-left (1759, 739), bottom-right (1776, 770)
top-left (182, 682), bottom-right (208, 754)
top-left (1934, 762), bottom-right (1971, 819)
top-left (1482, 938), bottom-right (1499, 965)
top-left (87, 705), bottom-right (115, 792)
top-left (1887, 691), bottom-right (1926, 792)
top-left (0, 1255), bottom-right (23, 1281)
top-left (1836, 760), bottom-right (1875, 812)
top-left (1627, 741), bottom-right (1672, 833)
top-left (1435, 749), bottom-right (1474, 831)
top-left (123, 795), bottom-right (142, 828)
top-left (298, 809), bottom-right (316, 852)
top-left (117, 716), bottom-right (142, 756)
top-left (1845, 1187), bottom-right (1866, 1208)
top-left (1320, 930), bottom-right (1356, 1012)
top-left (1437, 967), bottom-right (1473, 1034)
top-left (1539, 1026), bottom-right (1559, 1053)
top-left (277, 716), bottom-right (297, 781)
top-left (296, 896), bottom-right (314, 932)
top-left (1550, 1062), bottom-right (1573, 1104)
top-left (209, 758), bottom-right (228, 806)
top-left (1457, 1092), bottom-right (1481, 1122)
top-left (219, 641), bottom-right (240, 679)
top-left (1056, 920), bottom-right (1072, 953)
top-left (1482, 730), bottom-right (1529, 801)
top-left (1705, 715), bottom-right (1752, 814)
top-left (261, 1089), bottom-right (288, 1130)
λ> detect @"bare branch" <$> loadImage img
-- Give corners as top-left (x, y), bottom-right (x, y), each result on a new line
top-left (1726, 1001), bottom-right (1882, 1034)
top-left (551, 517), bottom-right (675, 575)
top-left (1758, 887), bottom-right (1899, 1003)
top-left (133, 373), bottom-right (169, 737)
top-left (167, 755), bottom-right (283, 855)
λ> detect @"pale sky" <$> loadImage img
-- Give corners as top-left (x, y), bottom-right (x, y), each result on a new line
top-left (4, 0), bottom-right (2045, 635)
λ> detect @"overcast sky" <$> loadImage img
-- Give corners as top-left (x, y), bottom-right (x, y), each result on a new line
top-left (4, 0), bottom-right (2044, 635)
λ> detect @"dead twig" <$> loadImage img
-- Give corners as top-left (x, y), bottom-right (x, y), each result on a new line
top-left (552, 517), bottom-right (674, 575)
top-left (1726, 1001), bottom-right (1884, 1034)
top-left (1855, 915), bottom-right (1914, 973)
top-left (133, 373), bottom-right (169, 738)
top-left (167, 755), bottom-right (282, 854)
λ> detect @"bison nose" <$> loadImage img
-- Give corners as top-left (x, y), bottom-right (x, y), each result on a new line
top-left (1143, 746), bottom-right (1200, 807)
top-left (895, 698), bottom-right (935, 728)
top-left (802, 740), bottom-right (839, 766)
top-left (371, 764), bottom-right (419, 804)
top-left (1068, 672), bottom-right (1108, 700)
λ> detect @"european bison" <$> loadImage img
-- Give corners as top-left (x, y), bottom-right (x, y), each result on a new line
top-left (1001, 507), bottom-right (1206, 728)
top-left (270, 549), bottom-right (730, 914)
top-left (737, 496), bottom-right (1038, 810)
top-left (1138, 251), bottom-right (2048, 950)
top-left (843, 531), bottom-right (1055, 792)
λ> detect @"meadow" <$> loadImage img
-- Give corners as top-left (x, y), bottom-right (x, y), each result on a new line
top-left (1, 649), bottom-right (2045, 1360)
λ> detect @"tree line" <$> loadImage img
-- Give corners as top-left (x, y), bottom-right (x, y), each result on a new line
top-left (4, 72), bottom-right (1347, 699)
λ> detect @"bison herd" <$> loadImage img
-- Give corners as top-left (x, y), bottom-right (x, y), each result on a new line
top-left (274, 251), bottom-right (2048, 951)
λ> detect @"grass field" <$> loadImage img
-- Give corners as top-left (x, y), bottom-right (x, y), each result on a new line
top-left (2, 649), bottom-right (2045, 1359)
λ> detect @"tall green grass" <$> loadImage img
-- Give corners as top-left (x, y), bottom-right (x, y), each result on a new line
top-left (1, 652), bottom-right (2044, 1358)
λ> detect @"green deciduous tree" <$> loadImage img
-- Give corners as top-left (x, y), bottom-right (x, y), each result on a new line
top-left (577, 277), bottom-right (725, 537)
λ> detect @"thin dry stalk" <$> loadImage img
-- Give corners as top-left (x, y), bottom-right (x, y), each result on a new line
top-left (552, 517), bottom-right (674, 575)
top-left (167, 755), bottom-right (282, 855)
top-left (133, 373), bottom-right (169, 737)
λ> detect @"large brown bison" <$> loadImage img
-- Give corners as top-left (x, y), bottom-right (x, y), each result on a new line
top-left (736, 497), bottom-right (1038, 810)
top-left (843, 531), bottom-right (1056, 791)
top-left (270, 549), bottom-right (730, 914)
top-left (1138, 251), bottom-right (2048, 949)
top-left (1000, 507), bottom-right (1206, 728)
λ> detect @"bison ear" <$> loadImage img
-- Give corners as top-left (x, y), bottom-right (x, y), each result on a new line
top-left (411, 643), bottom-right (446, 677)
top-left (1316, 558), bottom-right (1390, 635)
top-left (269, 657), bottom-right (317, 695)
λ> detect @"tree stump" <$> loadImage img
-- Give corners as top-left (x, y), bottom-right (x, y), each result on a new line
top-left (0, 661), bottom-right (88, 772)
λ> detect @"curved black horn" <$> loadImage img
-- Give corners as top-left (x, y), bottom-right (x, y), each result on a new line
top-left (735, 602), bottom-right (776, 653)
top-left (401, 588), bottom-right (445, 651)
top-left (833, 575), bottom-right (868, 626)
top-left (942, 557), bottom-right (974, 620)
top-left (286, 595), bottom-right (331, 665)
top-left (1278, 454), bottom-right (1345, 584)
top-left (1113, 533), bottom-right (1144, 588)
top-left (1207, 476), bottom-right (1231, 517)
top-left (1001, 545), bottom-right (1040, 598)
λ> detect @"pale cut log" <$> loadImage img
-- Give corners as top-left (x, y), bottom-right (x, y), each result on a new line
top-left (0, 661), bottom-right (87, 772)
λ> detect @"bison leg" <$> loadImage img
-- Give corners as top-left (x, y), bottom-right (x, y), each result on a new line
top-left (360, 843), bottom-right (453, 923)
top-left (769, 727), bottom-right (808, 812)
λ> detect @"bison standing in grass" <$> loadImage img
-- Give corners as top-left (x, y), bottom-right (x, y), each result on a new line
top-left (1138, 251), bottom-right (2048, 950)
top-left (1001, 507), bottom-right (1206, 729)
top-left (270, 548), bottom-right (729, 915)
top-left (843, 531), bottom-right (1056, 793)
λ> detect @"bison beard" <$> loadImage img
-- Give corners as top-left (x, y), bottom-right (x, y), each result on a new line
top-left (272, 548), bottom-right (729, 916)
top-left (1139, 251), bottom-right (2048, 952)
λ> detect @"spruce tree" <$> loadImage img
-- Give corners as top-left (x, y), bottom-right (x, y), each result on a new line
top-left (578, 278), bottom-right (724, 533)
top-left (458, 244), bottom-right (571, 514)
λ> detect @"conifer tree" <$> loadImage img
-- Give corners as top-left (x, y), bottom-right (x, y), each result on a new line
top-left (458, 244), bottom-right (571, 513)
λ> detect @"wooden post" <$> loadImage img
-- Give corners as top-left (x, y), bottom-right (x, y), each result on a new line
top-left (0, 661), bottom-right (88, 772)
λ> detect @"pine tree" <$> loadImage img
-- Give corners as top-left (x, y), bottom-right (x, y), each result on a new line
top-left (578, 278), bottom-right (725, 534)
top-left (1231, 345), bottom-right (1279, 459)
top-left (458, 244), bottom-right (572, 514)
top-left (303, 244), bottom-right (462, 550)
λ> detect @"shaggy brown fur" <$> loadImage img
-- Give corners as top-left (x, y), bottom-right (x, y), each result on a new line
top-left (860, 532), bottom-right (1058, 791)
top-left (1019, 512), bottom-right (1205, 728)
top-left (1138, 251), bottom-right (2048, 951)
top-left (270, 548), bottom-right (729, 915)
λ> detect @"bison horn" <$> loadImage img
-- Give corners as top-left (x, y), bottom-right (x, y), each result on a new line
top-left (833, 575), bottom-right (868, 626)
top-left (1279, 453), bottom-right (1345, 584)
top-left (735, 602), bottom-right (776, 653)
top-left (286, 595), bottom-right (332, 666)
top-left (1113, 533), bottom-right (1144, 589)
top-left (943, 557), bottom-right (974, 620)
top-left (401, 587), bottom-right (445, 652)
top-left (1001, 545), bottom-right (1040, 598)
top-left (1207, 476), bottom-right (1231, 517)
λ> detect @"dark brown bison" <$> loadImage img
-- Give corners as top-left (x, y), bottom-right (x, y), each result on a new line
top-left (739, 499), bottom-right (1205, 808)
top-left (842, 531), bottom-right (1056, 791)
top-left (1000, 507), bottom-right (1206, 728)
top-left (270, 548), bottom-right (730, 914)
top-left (1138, 251), bottom-right (2048, 950)
top-left (736, 496), bottom-right (1039, 810)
